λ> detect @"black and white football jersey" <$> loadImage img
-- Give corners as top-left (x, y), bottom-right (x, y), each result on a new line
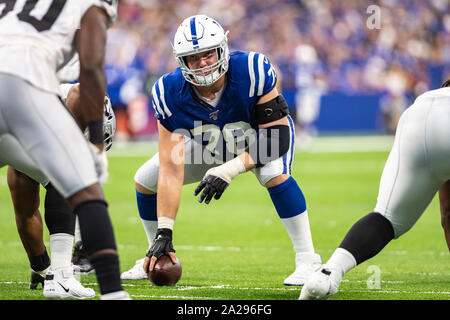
top-left (0, 0), bottom-right (117, 95)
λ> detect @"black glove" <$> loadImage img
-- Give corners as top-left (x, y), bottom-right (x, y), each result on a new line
top-left (194, 175), bottom-right (229, 204)
top-left (146, 228), bottom-right (175, 259)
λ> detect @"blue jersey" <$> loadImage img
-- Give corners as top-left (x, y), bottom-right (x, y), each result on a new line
top-left (151, 50), bottom-right (278, 160)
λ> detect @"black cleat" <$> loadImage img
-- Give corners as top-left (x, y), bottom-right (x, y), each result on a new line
top-left (72, 241), bottom-right (95, 274)
top-left (29, 269), bottom-right (46, 290)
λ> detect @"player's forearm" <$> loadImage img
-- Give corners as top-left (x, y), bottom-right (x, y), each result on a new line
top-left (79, 69), bottom-right (106, 149)
top-left (64, 84), bottom-right (87, 130)
top-left (77, 6), bottom-right (108, 123)
top-left (157, 168), bottom-right (184, 223)
top-left (78, 69), bottom-right (106, 122)
top-left (238, 151), bottom-right (257, 171)
top-left (76, 6), bottom-right (109, 149)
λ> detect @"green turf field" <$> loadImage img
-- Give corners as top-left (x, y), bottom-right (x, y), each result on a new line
top-left (0, 136), bottom-right (448, 300)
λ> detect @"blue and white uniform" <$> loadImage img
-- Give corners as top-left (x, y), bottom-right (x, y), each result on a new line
top-left (135, 51), bottom-right (295, 190)
top-left (129, 14), bottom-right (321, 286)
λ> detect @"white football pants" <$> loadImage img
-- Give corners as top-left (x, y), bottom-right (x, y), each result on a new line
top-left (0, 73), bottom-right (98, 198)
top-left (135, 116), bottom-right (296, 191)
top-left (375, 90), bottom-right (450, 237)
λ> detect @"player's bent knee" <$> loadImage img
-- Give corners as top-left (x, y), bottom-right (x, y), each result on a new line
top-left (390, 222), bottom-right (412, 239)
top-left (264, 174), bottom-right (290, 189)
top-left (134, 167), bottom-right (158, 193)
top-left (66, 183), bottom-right (104, 209)
top-left (135, 182), bottom-right (156, 194)
top-left (376, 211), bottom-right (411, 239)
top-left (89, 248), bottom-right (118, 260)
top-left (339, 212), bottom-right (395, 264)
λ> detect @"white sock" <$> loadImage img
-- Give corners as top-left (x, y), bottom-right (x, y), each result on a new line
top-left (49, 233), bottom-right (74, 270)
top-left (140, 219), bottom-right (158, 250)
top-left (325, 247), bottom-right (357, 276)
top-left (74, 217), bottom-right (82, 243)
top-left (281, 211), bottom-right (315, 253)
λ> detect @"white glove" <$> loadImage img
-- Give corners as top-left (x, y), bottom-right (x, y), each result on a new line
top-left (89, 143), bottom-right (108, 184)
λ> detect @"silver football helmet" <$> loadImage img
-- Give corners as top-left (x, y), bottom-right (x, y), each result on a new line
top-left (103, 95), bottom-right (116, 151)
top-left (172, 15), bottom-right (229, 87)
top-left (84, 94), bottom-right (116, 151)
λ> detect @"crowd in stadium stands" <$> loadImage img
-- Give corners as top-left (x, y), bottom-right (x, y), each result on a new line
top-left (105, 0), bottom-right (450, 139)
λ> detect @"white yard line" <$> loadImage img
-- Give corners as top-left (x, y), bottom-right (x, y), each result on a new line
top-left (1, 281), bottom-right (448, 297)
top-left (1, 241), bottom-right (447, 257)
top-left (131, 294), bottom-right (211, 299)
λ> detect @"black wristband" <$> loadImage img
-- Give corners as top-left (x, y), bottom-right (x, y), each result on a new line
top-left (146, 228), bottom-right (175, 259)
top-left (156, 228), bottom-right (173, 240)
top-left (88, 118), bottom-right (104, 145)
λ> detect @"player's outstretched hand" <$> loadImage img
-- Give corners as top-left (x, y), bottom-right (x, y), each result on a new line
top-left (144, 229), bottom-right (177, 272)
top-left (194, 174), bottom-right (229, 204)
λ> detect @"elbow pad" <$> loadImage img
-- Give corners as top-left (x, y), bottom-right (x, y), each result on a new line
top-left (254, 95), bottom-right (289, 125)
top-left (246, 124), bottom-right (291, 167)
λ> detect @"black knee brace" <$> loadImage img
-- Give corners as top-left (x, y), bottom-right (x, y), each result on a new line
top-left (73, 199), bottom-right (117, 256)
top-left (44, 183), bottom-right (76, 235)
top-left (339, 212), bottom-right (395, 265)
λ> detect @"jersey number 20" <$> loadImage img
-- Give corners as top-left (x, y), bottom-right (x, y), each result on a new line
top-left (0, 0), bottom-right (67, 32)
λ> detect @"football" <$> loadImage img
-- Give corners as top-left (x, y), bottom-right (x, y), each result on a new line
top-left (148, 255), bottom-right (182, 286)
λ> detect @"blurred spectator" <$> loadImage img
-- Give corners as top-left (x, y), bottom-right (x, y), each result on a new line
top-left (107, 0), bottom-right (449, 140)
top-left (294, 44), bottom-right (327, 149)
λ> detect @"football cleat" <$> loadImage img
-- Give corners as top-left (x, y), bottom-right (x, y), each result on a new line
top-left (120, 258), bottom-right (147, 280)
top-left (299, 266), bottom-right (342, 300)
top-left (283, 252), bottom-right (322, 286)
top-left (72, 241), bottom-right (95, 274)
top-left (43, 267), bottom-right (95, 299)
top-left (29, 267), bottom-right (49, 290)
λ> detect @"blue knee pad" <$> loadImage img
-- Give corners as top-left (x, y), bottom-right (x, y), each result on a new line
top-left (136, 191), bottom-right (157, 221)
top-left (268, 176), bottom-right (306, 219)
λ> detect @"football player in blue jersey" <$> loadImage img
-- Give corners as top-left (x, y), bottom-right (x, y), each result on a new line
top-left (122, 15), bottom-right (322, 287)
